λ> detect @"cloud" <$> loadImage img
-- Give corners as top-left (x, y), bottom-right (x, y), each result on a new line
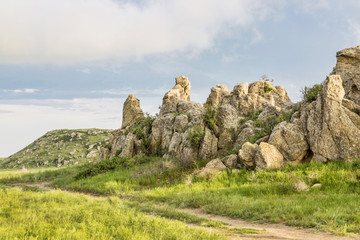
top-left (0, 0), bottom-right (283, 64)
top-left (2, 88), bottom-right (39, 94)
top-left (0, 97), bottom-right (161, 157)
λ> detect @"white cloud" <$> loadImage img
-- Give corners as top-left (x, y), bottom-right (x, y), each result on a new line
top-left (2, 88), bottom-right (39, 94)
top-left (0, 97), bottom-right (161, 157)
top-left (0, 0), bottom-right (283, 64)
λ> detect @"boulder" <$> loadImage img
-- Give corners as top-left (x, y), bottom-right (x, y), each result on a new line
top-left (121, 94), bottom-right (144, 129)
top-left (331, 46), bottom-right (360, 105)
top-left (300, 75), bottom-right (360, 161)
top-left (198, 158), bottom-right (226, 177)
top-left (238, 142), bottom-right (258, 169)
top-left (268, 121), bottom-right (309, 163)
top-left (255, 142), bottom-right (284, 169)
top-left (222, 154), bottom-right (238, 168)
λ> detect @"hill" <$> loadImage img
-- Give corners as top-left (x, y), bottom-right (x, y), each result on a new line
top-left (1, 129), bottom-right (113, 168)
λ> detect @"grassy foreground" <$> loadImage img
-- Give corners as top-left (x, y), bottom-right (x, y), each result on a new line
top-left (0, 187), bottom-right (222, 240)
top-left (2, 156), bottom-right (360, 236)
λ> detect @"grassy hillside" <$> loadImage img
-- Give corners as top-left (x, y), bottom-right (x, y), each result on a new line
top-left (1, 129), bottom-right (113, 168)
top-left (2, 156), bottom-right (360, 236)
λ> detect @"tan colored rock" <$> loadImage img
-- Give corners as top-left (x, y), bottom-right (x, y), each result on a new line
top-left (238, 142), bottom-right (258, 169)
top-left (300, 75), bottom-right (360, 161)
top-left (232, 82), bottom-right (249, 97)
top-left (342, 99), bottom-right (360, 115)
top-left (161, 75), bottom-right (191, 114)
top-left (255, 142), bottom-right (284, 170)
top-left (205, 84), bottom-right (230, 106)
top-left (199, 128), bottom-right (218, 160)
top-left (216, 104), bottom-right (239, 150)
top-left (268, 121), bottom-right (309, 163)
top-left (198, 158), bottom-right (226, 177)
top-left (174, 114), bottom-right (188, 133)
top-left (234, 127), bottom-right (255, 148)
top-left (222, 154), bottom-right (238, 168)
top-left (121, 94), bottom-right (144, 129)
top-left (331, 46), bottom-right (360, 105)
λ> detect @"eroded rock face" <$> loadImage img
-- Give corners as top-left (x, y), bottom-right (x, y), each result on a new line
top-left (161, 75), bottom-right (191, 114)
top-left (332, 46), bottom-right (360, 105)
top-left (300, 75), bottom-right (360, 161)
top-left (238, 142), bottom-right (258, 170)
top-left (205, 85), bottom-right (231, 106)
top-left (122, 94), bottom-right (144, 129)
top-left (198, 158), bottom-right (226, 177)
top-left (255, 142), bottom-right (284, 170)
top-left (268, 121), bottom-right (309, 163)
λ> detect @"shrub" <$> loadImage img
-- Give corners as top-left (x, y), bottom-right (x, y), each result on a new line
top-left (187, 125), bottom-right (205, 148)
top-left (302, 84), bottom-right (323, 103)
top-left (203, 105), bottom-right (217, 132)
top-left (264, 84), bottom-right (274, 93)
top-left (129, 114), bottom-right (156, 139)
top-left (238, 109), bottom-right (262, 127)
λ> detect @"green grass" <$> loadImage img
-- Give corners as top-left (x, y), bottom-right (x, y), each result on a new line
top-left (1, 128), bottom-right (112, 168)
top-left (0, 187), bottom-right (223, 240)
top-left (138, 161), bottom-right (360, 235)
top-left (3, 156), bottom-right (360, 236)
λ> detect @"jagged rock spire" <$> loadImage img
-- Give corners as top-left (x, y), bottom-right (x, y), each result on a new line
top-left (121, 94), bottom-right (144, 129)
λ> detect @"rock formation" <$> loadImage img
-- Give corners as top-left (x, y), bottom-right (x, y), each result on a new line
top-left (332, 46), bottom-right (360, 105)
top-left (100, 46), bottom-right (360, 172)
top-left (121, 94), bottom-right (144, 129)
top-left (300, 75), bottom-right (360, 162)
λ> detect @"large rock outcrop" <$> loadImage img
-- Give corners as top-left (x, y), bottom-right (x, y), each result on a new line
top-left (300, 75), bottom-right (360, 161)
top-left (121, 94), bottom-right (144, 129)
top-left (332, 46), bottom-right (360, 105)
top-left (99, 46), bottom-right (360, 172)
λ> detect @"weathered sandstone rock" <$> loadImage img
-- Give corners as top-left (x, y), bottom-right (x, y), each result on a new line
top-left (332, 46), bottom-right (360, 105)
top-left (198, 158), bottom-right (226, 177)
top-left (121, 94), bottom-right (144, 129)
top-left (268, 121), bottom-right (309, 163)
top-left (300, 75), bottom-right (360, 161)
top-left (255, 142), bottom-right (284, 170)
top-left (222, 154), bottom-right (238, 168)
top-left (238, 142), bottom-right (258, 169)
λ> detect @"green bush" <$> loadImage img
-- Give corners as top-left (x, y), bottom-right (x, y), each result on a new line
top-left (302, 84), bottom-right (323, 103)
top-left (238, 109), bottom-right (262, 127)
top-left (187, 125), bottom-right (205, 148)
top-left (264, 84), bottom-right (273, 93)
top-left (129, 114), bottom-right (156, 140)
top-left (203, 105), bottom-right (217, 132)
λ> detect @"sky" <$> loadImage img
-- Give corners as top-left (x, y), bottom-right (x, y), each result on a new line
top-left (1, 0), bottom-right (360, 157)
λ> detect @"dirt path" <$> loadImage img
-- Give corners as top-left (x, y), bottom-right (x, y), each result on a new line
top-left (12, 182), bottom-right (360, 240)
top-left (181, 208), bottom-right (359, 240)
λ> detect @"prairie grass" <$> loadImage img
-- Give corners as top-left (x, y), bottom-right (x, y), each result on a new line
top-left (3, 157), bottom-right (360, 235)
top-left (0, 187), bottom-right (223, 240)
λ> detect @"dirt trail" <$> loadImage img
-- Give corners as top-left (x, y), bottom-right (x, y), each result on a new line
top-left (12, 182), bottom-right (360, 240)
top-left (181, 208), bottom-right (359, 240)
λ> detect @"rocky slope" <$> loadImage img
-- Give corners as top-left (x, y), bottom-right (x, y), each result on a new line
top-left (1, 129), bottom-right (112, 168)
top-left (102, 46), bottom-right (360, 173)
